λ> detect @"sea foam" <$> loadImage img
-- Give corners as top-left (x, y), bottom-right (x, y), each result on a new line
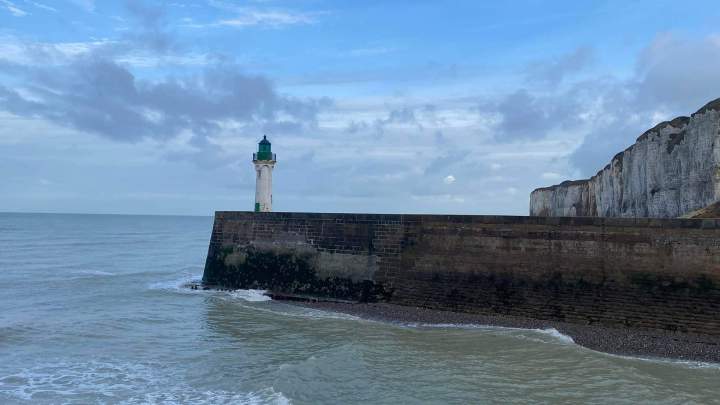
top-left (0, 360), bottom-right (291, 404)
top-left (537, 327), bottom-right (575, 344)
top-left (147, 272), bottom-right (275, 304)
top-left (229, 289), bottom-right (272, 302)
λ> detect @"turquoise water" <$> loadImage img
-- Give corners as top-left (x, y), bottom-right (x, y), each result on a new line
top-left (1, 213), bottom-right (719, 404)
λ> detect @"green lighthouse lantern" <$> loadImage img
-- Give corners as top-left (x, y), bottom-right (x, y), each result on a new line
top-left (255, 135), bottom-right (274, 161)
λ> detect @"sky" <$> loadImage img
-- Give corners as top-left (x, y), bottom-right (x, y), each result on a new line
top-left (2, 0), bottom-right (720, 216)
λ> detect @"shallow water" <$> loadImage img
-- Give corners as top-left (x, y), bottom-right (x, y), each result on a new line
top-left (1, 213), bottom-right (718, 404)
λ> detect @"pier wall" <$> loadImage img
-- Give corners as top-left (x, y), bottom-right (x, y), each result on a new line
top-left (203, 211), bottom-right (720, 335)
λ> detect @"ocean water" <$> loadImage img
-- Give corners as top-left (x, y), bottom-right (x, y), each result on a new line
top-left (1, 213), bottom-right (719, 405)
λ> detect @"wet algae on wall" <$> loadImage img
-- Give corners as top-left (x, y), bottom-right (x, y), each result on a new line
top-left (204, 242), bottom-right (390, 302)
top-left (203, 214), bottom-right (393, 302)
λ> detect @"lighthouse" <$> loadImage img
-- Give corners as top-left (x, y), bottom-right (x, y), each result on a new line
top-left (252, 135), bottom-right (276, 212)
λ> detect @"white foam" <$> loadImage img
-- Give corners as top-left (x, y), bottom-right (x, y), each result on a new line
top-left (72, 270), bottom-right (116, 277)
top-left (530, 329), bottom-right (720, 369)
top-left (536, 328), bottom-right (575, 344)
top-left (147, 274), bottom-right (274, 303)
top-left (122, 387), bottom-right (292, 405)
top-left (403, 322), bottom-right (497, 330)
top-left (0, 360), bottom-right (292, 404)
top-left (229, 289), bottom-right (272, 302)
top-left (224, 299), bottom-right (362, 321)
top-left (580, 346), bottom-right (720, 369)
top-left (147, 273), bottom-right (204, 293)
top-left (401, 323), bottom-right (576, 345)
top-left (288, 307), bottom-right (362, 321)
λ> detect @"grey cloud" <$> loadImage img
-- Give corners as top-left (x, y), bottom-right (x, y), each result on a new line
top-left (490, 88), bottom-right (580, 142)
top-left (0, 57), bottom-right (321, 144)
top-left (569, 119), bottom-right (646, 176)
top-left (494, 90), bottom-right (547, 140)
top-left (125, 0), bottom-right (163, 26)
top-left (422, 150), bottom-right (470, 175)
top-left (485, 35), bottom-right (720, 178)
top-left (566, 77), bottom-right (643, 174)
top-left (374, 106), bottom-right (421, 136)
top-left (346, 120), bottom-right (368, 134)
top-left (122, 1), bottom-right (175, 54)
top-left (484, 47), bottom-right (601, 144)
top-left (0, 86), bottom-right (44, 115)
top-left (386, 107), bottom-right (417, 124)
top-left (344, 106), bottom-right (424, 138)
top-left (0, 0), bottom-right (326, 163)
top-left (524, 46), bottom-right (594, 85)
top-left (568, 34), bottom-right (720, 176)
top-left (486, 75), bottom-right (643, 174)
top-left (634, 35), bottom-right (720, 112)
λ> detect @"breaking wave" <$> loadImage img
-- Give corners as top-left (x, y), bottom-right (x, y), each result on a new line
top-left (401, 322), bottom-right (576, 345)
top-left (537, 327), bottom-right (575, 344)
top-left (148, 273), bottom-right (273, 303)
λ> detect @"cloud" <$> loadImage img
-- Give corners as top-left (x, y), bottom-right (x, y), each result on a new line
top-left (482, 47), bottom-right (600, 143)
top-left (344, 104), bottom-right (443, 138)
top-left (541, 172), bottom-right (563, 180)
top-left (200, 1), bottom-right (321, 29)
top-left (1, 0), bottom-right (26, 16)
top-left (567, 33), bottom-right (720, 176)
top-left (23, 0), bottom-right (56, 12)
top-left (67, 0), bottom-right (94, 12)
top-left (0, 37), bottom-right (112, 65)
top-left (3, 7), bottom-right (719, 215)
top-left (0, 3), bottom-right (194, 67)
top-left (524, 46), bottom-right (594, 85)
top-left (218, 9), bottom-right (316, 27)
top-left (0, 58), bottom-right (321, 144)
top-left (485, 74), bottom-right (645, 174)
top-left (489, 88), bottom-right (580, 142)
top-left (122, 0), bottom-right (175, 53)
top-left (0, 1), bottom-right (326, 168)
top-left (474, 35), bottom-right (720, 179)
top-left (0, 35), bottom-right (212, 69)
top-left (634, 34), bottom-right (720, 112)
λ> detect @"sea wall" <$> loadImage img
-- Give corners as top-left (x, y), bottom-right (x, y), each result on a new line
top-left (530, 98), bottom-right (720, 218)
top-left (203, 211), bottom-right (720, 335)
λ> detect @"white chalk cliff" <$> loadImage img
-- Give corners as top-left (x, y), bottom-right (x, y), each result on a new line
top-left (530, 98), bottom-right (720, 218)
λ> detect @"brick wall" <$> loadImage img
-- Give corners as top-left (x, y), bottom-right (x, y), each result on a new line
top-left (204, 212), bottom-right (720, 335)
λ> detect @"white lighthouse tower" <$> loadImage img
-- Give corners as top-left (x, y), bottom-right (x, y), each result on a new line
top-left (253, 135), bottom-right (276, 212)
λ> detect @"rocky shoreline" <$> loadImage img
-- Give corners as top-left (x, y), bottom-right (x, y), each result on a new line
top-left (287, 300), bottom-right (720, 364)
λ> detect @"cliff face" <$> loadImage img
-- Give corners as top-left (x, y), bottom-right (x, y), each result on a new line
top-left (530, 98), bottom-right (720, 218)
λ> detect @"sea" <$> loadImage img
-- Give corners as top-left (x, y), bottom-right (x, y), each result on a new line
top-left (1, 212), bottom-right (719, 404)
